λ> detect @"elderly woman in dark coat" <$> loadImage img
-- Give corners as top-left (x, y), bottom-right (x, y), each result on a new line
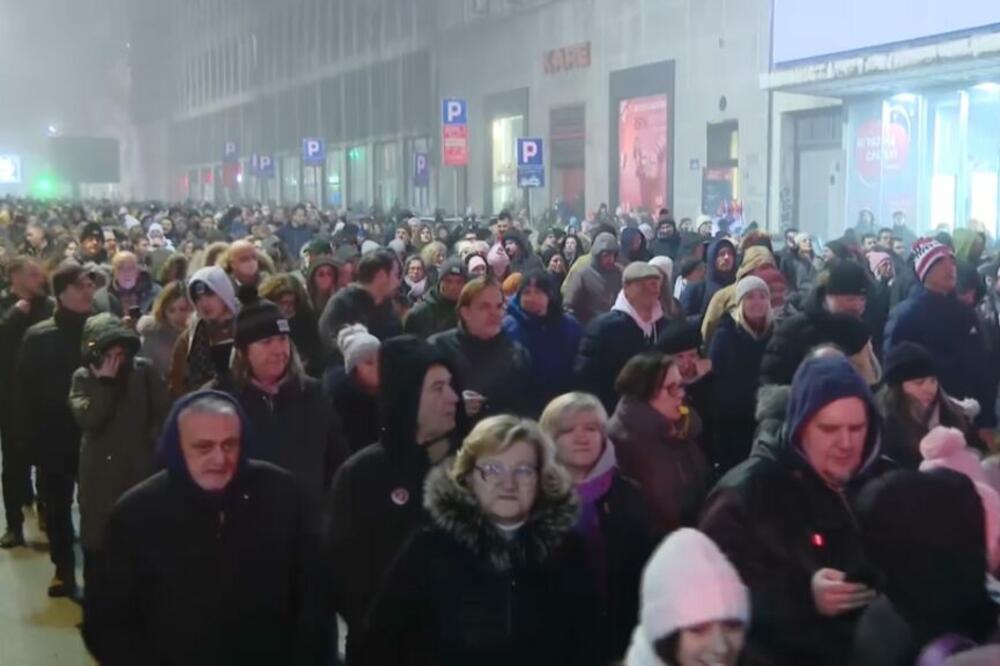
top-left (364, 415), bottom-right (604, 665)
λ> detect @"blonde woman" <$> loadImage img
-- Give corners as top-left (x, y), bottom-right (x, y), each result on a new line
top-left (365, 415), bottom-right (604, 665)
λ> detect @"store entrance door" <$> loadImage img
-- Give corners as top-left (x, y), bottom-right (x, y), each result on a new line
top-left (798, 148), bottom-right (844, 242)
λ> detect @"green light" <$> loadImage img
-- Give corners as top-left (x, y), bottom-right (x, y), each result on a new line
top-left (348, 148), bottom-right (362, 161)
top-left (33, 174), bottom-right (55, 198)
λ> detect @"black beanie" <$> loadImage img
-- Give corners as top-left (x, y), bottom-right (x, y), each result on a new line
top-left (80, 221), bottom-right (104, 243)
top-left (234, 298), bottom-right (289, 348)
top-left (657, 321), bottom-right (703, 355)
top-left (884, 341), bottom-right (937, 386)
top-left (826, 261), bottom-right (869, 296)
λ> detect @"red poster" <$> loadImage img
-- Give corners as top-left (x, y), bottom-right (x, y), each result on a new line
top-left (442, 124), bottom-right (469, 167)
top-left (618, 94), bottom-right (669, 213)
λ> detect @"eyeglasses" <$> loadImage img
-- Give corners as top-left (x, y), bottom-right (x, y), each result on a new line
top-left (474, 462), bottom-right (538, 486)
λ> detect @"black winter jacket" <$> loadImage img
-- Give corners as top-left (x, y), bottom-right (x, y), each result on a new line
top-left (403, 286), bottom-right (458, 339)
top-left (429, 327), bottom-right (535, 418)
top-left (223, 374), bottom-right (348, 503)
top-left (363, 465), bottom-right (604, 666)
top-left (318, 284), bottom-right (402, 359)
top-left (14, 309), bottom-right (89, 471)
top-left (0, 293), bottom-right (54, 431)
top-left (574, 310), bottom-right (670, 414)
top-left (85, 391), bottom-right (329, 666)
top-left (323, 365), bottom-right (380, 455)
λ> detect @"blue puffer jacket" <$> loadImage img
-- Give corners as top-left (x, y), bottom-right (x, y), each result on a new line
top-left (502, 296), bottom-right (583, 405)
top-left (884, 287), bottom-right (998, 428)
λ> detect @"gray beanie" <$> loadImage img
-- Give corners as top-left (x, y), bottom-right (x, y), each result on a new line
top-left (361, 239), bottom-right (382, 255)
top-left (337, 323), bottom-right (380, 373)
top-left (735, 275), bottom-right (770, 303)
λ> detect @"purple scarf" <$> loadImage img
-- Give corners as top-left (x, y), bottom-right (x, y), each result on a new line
top-left (574, 443), bottom-right (617, 599)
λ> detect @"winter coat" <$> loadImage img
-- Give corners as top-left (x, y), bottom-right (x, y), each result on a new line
top-left (137, 318), bottom-right (182, 379)
top-left (93, 270), bottom-right (162, 317)
top-left (877, 387), bottom-right (980, 469)
top-left (167, 316), bottom-right (236, 400)
top-left (573, 442), bottom-right (657, 660)
top-left (501, 298), bottom-right (582, 406)
top-left (574, 307), bottom-right (670, 414)
top-left (69, 314), bottom-right (168, 551)
top-left (760, 285), bottom-right (857, 385)
top-left (562, 234), bottom-right (623, 326)
top-left (709, 312), bottom-right (772, 474)
top-left (278, 223), bottom-right (314, 262)
top-left (288, 307), bottom-right (326, 378)
top-left (14, 309), bottom-right (89, 472)
top-left (85, 391), bottom-right (329, 666)
top-left (323, 365), bottom-right (380, 455)
top-left (429, 327), bottom-right (535, 419)
top-left (0, 293), bottom-right (54, 432)
top-left (700, 246), bottom-right (775, 345)
top-left (325, 336), bottom-right (466, 662)
top-left (780, 249), bottom-right (818, 295)
top-left (505, 231), bottom-right (545, 275)
top-left (680, 238), bottom-right (737, 322)
top-left (220, 372), bottom-right (348, 504)
top-left (403, 284), bottom-right (458, 339)
top-left (884, 287), bottom-right (998, 428)
top-left (363, 465), bottom-right (605, 666)
top-left (608, 399), bottom-right (709, 536)
top-left (318, 284), bottom-right (402, 359)
top-left (701, 356), bottom-right (891, 665)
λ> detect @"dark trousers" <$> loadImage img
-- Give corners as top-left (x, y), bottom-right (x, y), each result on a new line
top-left (0, 425), bottom-right (32, 531)
top-left (39, 467), bottom-right (76, 574)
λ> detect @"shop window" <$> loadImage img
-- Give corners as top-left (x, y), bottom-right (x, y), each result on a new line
top-left (326, 149), bottom-right (345, 208)
top-left (375, 141), bottom-right (402, 213)
top-left (347, 145), bottom-right (370, 211)
top-left (491, 115), bottom-right (524, 214)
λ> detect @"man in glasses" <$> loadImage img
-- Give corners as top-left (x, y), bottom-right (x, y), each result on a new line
top-left (326, 335), bottom-right (465, 663)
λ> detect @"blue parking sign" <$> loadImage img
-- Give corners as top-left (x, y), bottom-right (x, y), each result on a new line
top-left (442, 98), bottom-right (467, 125)
top-left (516, 138), bottom-right (544, 188)
top-left (302, 138), bottom-right (326, 165)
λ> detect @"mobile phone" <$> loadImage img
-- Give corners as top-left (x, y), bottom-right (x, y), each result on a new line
top-left (128, 305), bottom-right (142, 319)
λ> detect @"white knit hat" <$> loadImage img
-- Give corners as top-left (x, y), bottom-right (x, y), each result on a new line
top-left (735, 275), bottom-right (770, 303)
top-left (648, 256), bottom-right (674, 284)
top-left (638, 528), bottom-right (749, 643)
top-left (337, 324), bottom-right (380, 373)
top-left (361, 239), bottom-right (381, 255)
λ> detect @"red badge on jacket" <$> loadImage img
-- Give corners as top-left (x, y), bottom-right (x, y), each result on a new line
top-left (390, 488), bottom-right (410, 506)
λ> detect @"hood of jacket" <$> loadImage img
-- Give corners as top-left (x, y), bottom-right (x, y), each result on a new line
top-left (379, 335), bottom-right (461, 458)
top-left (735, 246), bottom-right (776, 281)
top-left (80, 312), bottom-right (140, 358)
top-left (188, 265), bottom-right (238, 316)
top-left (306, 257), bottom-right (342, 290)
top-left (156, 389), bottom-right (254, 489)
top-left (953, 228), bottom-right (983, 265)
top-left (423, 463), bottom-right (579, 573)
top-left (612, 288), bottom-right (663, 340)
top-left (783, 355), bottom-right (882, 476)
top-left (705, 239), bottom-right (737, 286)
top-left (590, 232), bottom-right (619, 259)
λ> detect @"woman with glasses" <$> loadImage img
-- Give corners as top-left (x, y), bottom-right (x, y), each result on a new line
top-left (539, 392), bottom-right (655, 663)
top-left (364, 414), bottom-right (604, 665)
top-left (608, 351), bottom-right (710, 537)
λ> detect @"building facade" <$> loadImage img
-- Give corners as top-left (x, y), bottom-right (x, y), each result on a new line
top-left (765, 1), bottom-right (1000, 239)
top-left (131, 0), bottom-right (772, 225)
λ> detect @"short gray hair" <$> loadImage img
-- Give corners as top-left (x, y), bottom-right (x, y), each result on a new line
top-left (177, 395), bottom-right (240, 425)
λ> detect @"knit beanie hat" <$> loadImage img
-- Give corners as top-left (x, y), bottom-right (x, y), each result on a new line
top-left (826, 261), bottom-right (869, 296)
top-left (80, 221), bottom-right (104, 243)
top-left (919, 427), bottom-right (1000, 571)
top-left (884, 341), bottom-right (937, 386)
top-left (754, 266), bottom-right (787, 291)
top-left (912, 238), bottom-right (955, 283)
top-left (467, 254), bottom-right (487, 275)
top-left (638, 528), bottom-right (749, 644)
top-left (648, 256), bottom-right (674, 283)
top-left (657, 321), bottom-right (703, 355)
top-left (735, 275), bottom-right (770, 303)
top-left (337, 323), bottom-right (380, 373)
top-left (867, 251), bottom-right (892, 276)
top-left (234, 298), bottom-right (289, 348)
top-left (361, 239), bottom-right (382, 255)
top-left (487, 243), bottom-right (510, 276)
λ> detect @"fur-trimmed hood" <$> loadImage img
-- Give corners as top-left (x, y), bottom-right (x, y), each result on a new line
top-left (423, 464), bottom-right (579, 574)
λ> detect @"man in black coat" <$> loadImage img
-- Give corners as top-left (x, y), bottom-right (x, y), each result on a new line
top-left (0, 256), bottom-right (53, 548)
top-left (318, 248), bottom-right (402, 358)
top-left (325, 335), bottom-right (466, 664)
top-left (575, 262), bottom-right (670, 413)
top-left (701, 354), bottom-right (891, 665)
top-left (760, 261), bottom-right (870, 385)
top-left (84, 390), bottom-right (330, 665)
top-left (15, 262), bottom-right (97, 596)
top-left (403, 258), bottom-right (467, 339)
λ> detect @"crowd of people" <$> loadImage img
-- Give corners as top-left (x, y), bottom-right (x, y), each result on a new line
top-left (1, 196), bottom-right (1000, 665)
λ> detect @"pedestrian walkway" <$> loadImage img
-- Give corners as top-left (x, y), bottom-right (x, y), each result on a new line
top-left (0, 504), bottom-right (93, 665)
